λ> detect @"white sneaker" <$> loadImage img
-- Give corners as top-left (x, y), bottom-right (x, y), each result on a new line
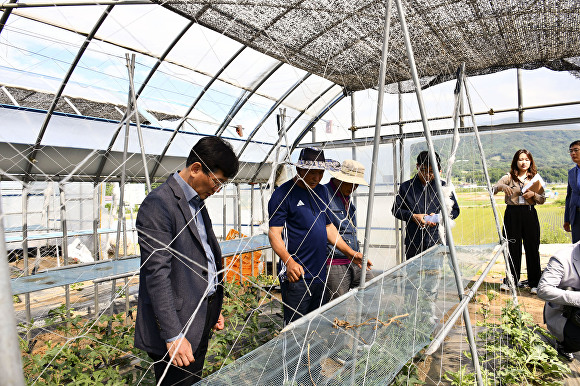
top-left (500, 283), bottom-right (510, 292)
top-left (530, 287), bottom-right (538, 295)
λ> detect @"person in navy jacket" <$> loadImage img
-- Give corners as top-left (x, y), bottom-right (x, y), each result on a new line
top-left (392, 151), bottom-right (460, 260)
top-left (564, 140), bottom-right (580, 243)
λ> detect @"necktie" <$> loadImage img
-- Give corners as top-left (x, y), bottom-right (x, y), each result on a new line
top-left (190, 196), bottom-right (201, 223)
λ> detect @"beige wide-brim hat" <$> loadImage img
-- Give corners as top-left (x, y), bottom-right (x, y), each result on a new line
top-left (329, 159), bottom-right (368, 186)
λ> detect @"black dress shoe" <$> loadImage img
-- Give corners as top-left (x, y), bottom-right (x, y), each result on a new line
top-left (557, 343), bottom-right (575, 362)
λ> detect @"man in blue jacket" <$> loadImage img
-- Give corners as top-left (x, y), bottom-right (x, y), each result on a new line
top-left (392, 151), bottom-right (460, 260)
top-left (564, 140), bottom-right (580, 243)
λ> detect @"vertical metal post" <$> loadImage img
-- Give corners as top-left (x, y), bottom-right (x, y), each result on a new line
top-left (350, 2), bottom-right (393, 384)
top-left (350, 93), bottom-right (358, 211)
top-left (261, 183), bottom-right (273, 275)
top-left (394, 0), bottom-right (483, 384)
top-left (391, 142), bottom-right (400, 265)
top-left (360, 0), bottom-right (393, 286)
top-left (350, 93), bottom-right (356, 161)
top-left (59, 183), bottom-right (70, 314)
top-left (22, 187), bottom-right (31, 343)
top-left (112, 61), bottom-right (133, 316)
top-left (93, 183), bottom-right (99, 260)
top-left (222, 186), bottom-right (227, 240)
top-left (236, 183), bottom-right (242, 282)
top-left (124, 276), bottom-right (130, 317)
top-left (126, 53), bottom-right (152, 193)
top-left (517, 68), bottom-right (524, 123)
top-left (445, 64), bottom-right (465, 184)
top-left (93, 183), bottom-right (100, 315)
top-left (250, 184), bottom-right (255, 277)
top-left (397, 82), bottom-right (404, 264)
top-left (0, 183), bottom-right (26, 386)
top-left (463, 76), bottom-right (518, 302)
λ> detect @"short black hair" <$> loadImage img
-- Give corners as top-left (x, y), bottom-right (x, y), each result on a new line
top-left (186, 136), bottom-right (239, 178)
top-left (570, 140), bottom-right (580, 148)
top-left (416, 150), bottom-right (441, 170)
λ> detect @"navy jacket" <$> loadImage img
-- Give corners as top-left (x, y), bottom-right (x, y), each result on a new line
top-left (392, 175), bottom-right (460, 256)
top-left (565, 166), bottom-right (580, 227)
top-left (134, 174), bottom-right (223, 356)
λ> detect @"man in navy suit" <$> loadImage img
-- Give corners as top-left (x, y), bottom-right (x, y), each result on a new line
top-left (564, 140), bottom-right (580, 243)
top-left (134, 136), bottom-right (239, 385)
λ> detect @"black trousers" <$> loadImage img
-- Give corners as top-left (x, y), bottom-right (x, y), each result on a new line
top-left (503, 205), bottom-right (542, 288)
top-left (149, 294), bottom-right (221, 386)
top-left (563, 318), bottom-right (580, 353)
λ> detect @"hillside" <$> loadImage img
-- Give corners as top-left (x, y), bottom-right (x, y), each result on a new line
top-left (410, 129), bottom-right (578, 183)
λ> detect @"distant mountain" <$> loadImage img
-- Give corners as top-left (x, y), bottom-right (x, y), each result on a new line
top-left (409, 129), bottom-right (578, 183)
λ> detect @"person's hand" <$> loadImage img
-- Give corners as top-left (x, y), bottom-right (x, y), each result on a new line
top-left (166, 337), bottom-right (194, 367)
top-left (497, 184), bottom-right (513, 196)
top-left (352, 252), bottom-right (373, 271)
top-left (214, 313), bottom-right (225, 331)
top-left (412, 213), bottom-right (426, 227)
top-left (564, 222), bottom-right (571, 232)
top-left (522, 191), bottom-right (535, 200)
top-left (425, 212), bottom-right (437, 227)
top-left (285, 259), bottom-right (304, 283)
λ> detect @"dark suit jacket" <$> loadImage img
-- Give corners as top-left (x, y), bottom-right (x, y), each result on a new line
top-left (565, 166), bottom-right (579, 227)
top-left (134, 174), bottom-right (223, 356)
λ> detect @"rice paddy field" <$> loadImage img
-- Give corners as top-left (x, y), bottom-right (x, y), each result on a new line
top-left (452, 185), bottom-right (572, 246)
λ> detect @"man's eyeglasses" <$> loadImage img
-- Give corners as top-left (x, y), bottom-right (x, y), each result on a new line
top-left (569, 148), bottom-right (580, 154)
top-left (205, 172), bottom-right (227, 190)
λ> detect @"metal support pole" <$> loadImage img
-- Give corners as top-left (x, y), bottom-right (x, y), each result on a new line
top-left (394, 0), bottom-right (484, 384)
top-left (360, 0), bottom-right (393, 286)
top-left (222, 186), bottom-right (227, 240)
top-left (397, 82), bottom-right (404, 264)
top-left (463, 75), bottom-right (518, 302)
top-left (445, 64), bottom-right (465, 183)
top-left (22, 187), bottom-right (31, 344)
top-left (250, 184), bottom-right (255, 277)
top-left (517, 68), bottom-right (524, 123)
top-left (236, 183), bottom-right (242, 281)
top-left (0, 184), bottom-right (26, 386)
top-left (93, 183), bottom-right (99, 260)
top-left (350, 1), bottom-right (393, 383)
top-left (59, 184), bottom-right (70, 315)
top-left (350, 93), bottom-right (358, 211)
top-left (111, 64), bottom-right (133, 317)
top-left (127, 53), bottom-right (152, 193)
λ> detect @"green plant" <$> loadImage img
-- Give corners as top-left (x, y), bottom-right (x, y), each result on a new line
top-left (115, 286), bottom-right (126, 298)
top-left (540, 223), bottom-right (571, 244)
top-left (445, 301), bottom-right (570, 385)
top-left (21, 305), bottom-right (153, 385)
top-left (391, 361), bottom-right (425, 385)
top-left (70, 282), bottom-right (84, 292)
top-left (203, 281), bottom-right (281, 377)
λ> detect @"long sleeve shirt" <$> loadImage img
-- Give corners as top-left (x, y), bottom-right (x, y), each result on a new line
top-left (492, 174), bottom-right (546, 206)
top-left (392, 175), bottom-right (460, 252)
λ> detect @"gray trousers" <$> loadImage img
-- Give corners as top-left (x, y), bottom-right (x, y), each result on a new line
top-left (326, 263), bottom-right (374, 301)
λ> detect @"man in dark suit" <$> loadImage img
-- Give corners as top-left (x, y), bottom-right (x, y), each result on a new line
top-left (134, 136), bottom-right (239, 385)
top-left (564, 140), bottom-right (580, 243)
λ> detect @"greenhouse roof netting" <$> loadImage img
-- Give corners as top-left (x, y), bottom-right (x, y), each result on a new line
top-left (158, 0), bottom-right (580, 92)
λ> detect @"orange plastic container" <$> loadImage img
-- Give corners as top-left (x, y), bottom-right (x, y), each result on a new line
top-left (223, 229), bottom-right (262, 283)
